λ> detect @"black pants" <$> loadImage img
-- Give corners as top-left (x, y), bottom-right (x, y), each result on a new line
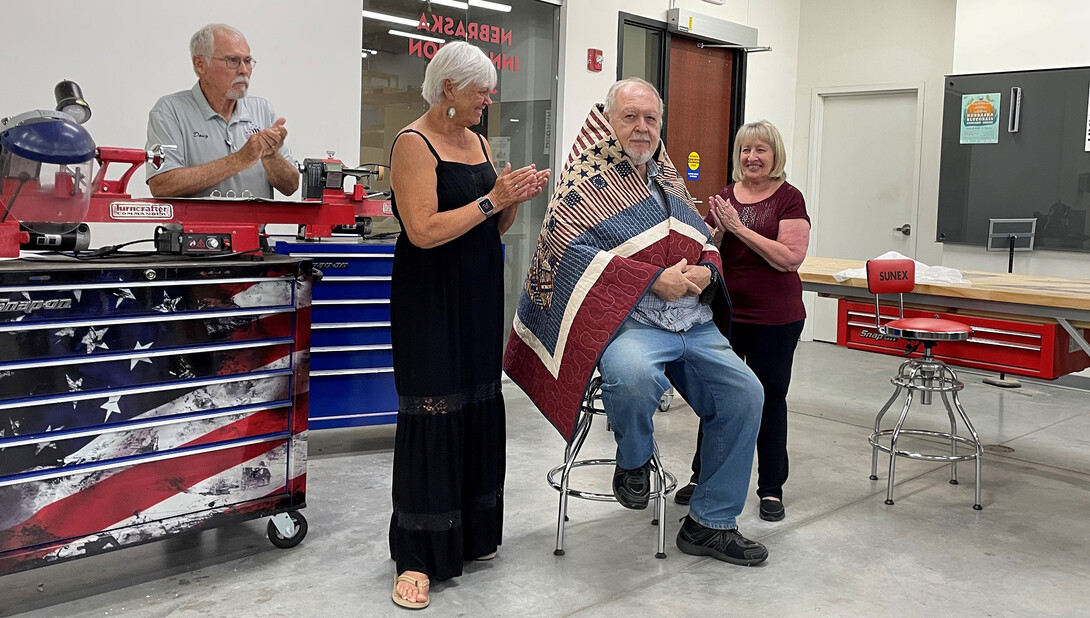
top-left (688, 319), bottom-right (804, 500)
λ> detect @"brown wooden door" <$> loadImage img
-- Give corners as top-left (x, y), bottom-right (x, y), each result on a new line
top-left (665, 37), bottom-right (734, 216)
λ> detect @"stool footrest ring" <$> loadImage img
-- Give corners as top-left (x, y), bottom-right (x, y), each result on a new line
top-left (891, 376), bottom-right (964, 393)
top-left (547, 459), bottom-right (677, 502)
top-left (869, 428), bottom-right (982, 463)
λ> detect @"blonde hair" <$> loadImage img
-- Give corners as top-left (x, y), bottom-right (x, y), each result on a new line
top-left (732, 120), bottom-right (787, 183)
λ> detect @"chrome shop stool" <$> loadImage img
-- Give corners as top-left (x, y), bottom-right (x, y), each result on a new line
top-left (547, 377), bottom-right (677, 558)
top-left (865, 259), bottom-right (983, 510)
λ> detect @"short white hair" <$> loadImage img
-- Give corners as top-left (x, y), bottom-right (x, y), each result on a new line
top-left (190, 24), bottom-right (246, 76)
top-left (421, 41), bottom-right (497, 106)
top-left (603, 78), bottom-right (663, 118)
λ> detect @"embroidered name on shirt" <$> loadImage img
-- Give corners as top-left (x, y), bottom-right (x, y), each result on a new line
top-left (192, 131), bottom-right (208, 139)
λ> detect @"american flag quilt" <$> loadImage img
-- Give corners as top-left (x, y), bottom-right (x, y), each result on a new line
top-left (0, 259), bottom-right (311, 574)
top-left (503, 105), bottom-right (722, 441)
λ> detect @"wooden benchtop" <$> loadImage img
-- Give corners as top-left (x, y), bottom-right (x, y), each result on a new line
top-left (799, 256), bottom-right (1090, 314)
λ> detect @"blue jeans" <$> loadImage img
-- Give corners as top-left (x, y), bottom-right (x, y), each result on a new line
top-left (599, 318), bottom-right (763, 530)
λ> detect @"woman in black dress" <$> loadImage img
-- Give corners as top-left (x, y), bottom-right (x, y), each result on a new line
top-left (387, 41), bottom-right (550, 610)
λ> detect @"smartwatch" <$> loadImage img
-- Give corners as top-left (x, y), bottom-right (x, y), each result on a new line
top-left (703, 263), bottom-right (720, 285)
top-left (477, 195), bottom-right (496, 218)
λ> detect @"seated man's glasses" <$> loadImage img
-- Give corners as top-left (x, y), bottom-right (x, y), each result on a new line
top-left (213, 55), bottom-right (257, 69)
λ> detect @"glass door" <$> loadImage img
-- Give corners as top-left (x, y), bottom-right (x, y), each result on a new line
top-left (360, 0), bottom-right (560, 337)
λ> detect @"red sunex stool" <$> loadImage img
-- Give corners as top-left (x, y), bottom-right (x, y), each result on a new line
top-left (865, 259), bottom-right (983, 510)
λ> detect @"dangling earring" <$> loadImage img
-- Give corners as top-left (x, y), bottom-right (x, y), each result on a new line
top-left (446, 106), bottom-right (456, 119)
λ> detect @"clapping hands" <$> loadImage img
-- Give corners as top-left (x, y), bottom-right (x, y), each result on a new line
top-left (239, 117), bottom-right (289, 163)
top-left (708, 194), bottom-right (743, 240)
top-left (490, 163), bottom-right (551, 211)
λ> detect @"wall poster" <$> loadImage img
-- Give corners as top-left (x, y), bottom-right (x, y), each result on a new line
top-left (960, 93), bottom-right (1001, 144)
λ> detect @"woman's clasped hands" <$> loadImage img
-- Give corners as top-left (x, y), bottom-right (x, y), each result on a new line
top-left (707, 194), bottom-right (744, 242)
top-left (490, 163), bottom-right (551, 211)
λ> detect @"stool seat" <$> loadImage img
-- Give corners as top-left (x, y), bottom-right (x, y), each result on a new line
top-left (882, 317), bottom-right (972, 341)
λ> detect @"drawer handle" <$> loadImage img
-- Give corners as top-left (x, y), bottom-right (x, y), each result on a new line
top-left (967, 336), bottom-right (1040, 352)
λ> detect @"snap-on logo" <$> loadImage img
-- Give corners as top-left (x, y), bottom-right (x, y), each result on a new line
top-left (0, 298), bottom-right (73, 313)
top-left (879, 270), bottom-right (910, 281)
top-left (860, 328), bottom-right (898, 342)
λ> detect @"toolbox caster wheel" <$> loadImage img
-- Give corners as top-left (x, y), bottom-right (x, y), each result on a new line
top-left (267, 511), bottom-right (308, 549)
top-left (658, 393), bottom-right (672, 412)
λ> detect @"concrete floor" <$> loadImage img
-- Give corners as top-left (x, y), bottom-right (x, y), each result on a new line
top-left (3, 341), bottom-right (1090, 617)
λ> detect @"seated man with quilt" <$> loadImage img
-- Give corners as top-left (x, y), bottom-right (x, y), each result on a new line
top-left (504, 78), bottom-right (768, 565)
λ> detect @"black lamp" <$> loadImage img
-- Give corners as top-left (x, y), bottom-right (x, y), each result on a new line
top-left (54, 80), bottom-right (92, 125)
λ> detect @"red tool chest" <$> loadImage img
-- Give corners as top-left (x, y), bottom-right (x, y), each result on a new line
top-left (837, 299), bottom-right (1090, 379)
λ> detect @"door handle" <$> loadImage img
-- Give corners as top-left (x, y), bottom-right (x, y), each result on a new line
top-left (893, 223), bottom-right (912, 236)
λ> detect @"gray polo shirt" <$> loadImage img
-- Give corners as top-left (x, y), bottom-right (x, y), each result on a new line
top-left (145, 82), bottom-right (295, 198)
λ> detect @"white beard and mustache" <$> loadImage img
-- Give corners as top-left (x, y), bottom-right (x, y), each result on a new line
top-left (627, 139), bottom-right (656, 165)
top-left (226, 75), bottom-right (249, 100)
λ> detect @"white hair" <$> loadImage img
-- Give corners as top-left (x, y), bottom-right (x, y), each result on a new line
top-left (190, 24), bottom-right (246, 76)
top-left (603, 78), bottom-right (663, 117)
top-left (421, 42), bottom-right (497, 106)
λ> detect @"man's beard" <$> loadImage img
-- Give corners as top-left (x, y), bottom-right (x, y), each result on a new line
top-left (628, 142), bottom-right (655, 165)
top-left (227, 77), bottom-right (249, 100)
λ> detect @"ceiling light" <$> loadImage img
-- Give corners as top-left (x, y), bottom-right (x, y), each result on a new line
top-left (362, 48), bottom-right (378, 55)
top-left (469, 0), bottom-right (512, 12)
top-left (362, 10), bottom-right (420, 28)
top-left (387, 29), bottom-right (445, 44)
top-left (508, 118), bottom-right (520, 123)
top-left (425, 0), bottom-right (469, 9)
top-left (361, 51), bottom-right (369, 58)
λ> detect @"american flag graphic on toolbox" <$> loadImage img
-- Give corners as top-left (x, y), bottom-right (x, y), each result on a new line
top-left (0, 258), bottom-right (311, 574)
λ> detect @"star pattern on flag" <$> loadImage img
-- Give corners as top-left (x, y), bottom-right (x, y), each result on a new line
top-left (81, 327), bottom-right (110, 354)
top-left (113, 288), bottom-right (136, 309)
top-left (73, 290), bottom-right (82, 302)
top-left (130, 341), bottom-right (154, 370)
top-left (65, 374), bottom-right (83, 392)
top-left (66, 374), bottom-right (83, 408)
top-left (153, 291), bottom-right (182, 313)
top-left (35, 425), bottom-right (62, 455)
top-left (101, 395), bottom-right (122, 423)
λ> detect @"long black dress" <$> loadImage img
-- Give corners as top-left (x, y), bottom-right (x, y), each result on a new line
top-left (388, 129), bottom-right (505, 582)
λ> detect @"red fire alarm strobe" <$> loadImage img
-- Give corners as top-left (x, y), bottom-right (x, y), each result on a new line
top-left (587, 48), bottom-right (603, 72)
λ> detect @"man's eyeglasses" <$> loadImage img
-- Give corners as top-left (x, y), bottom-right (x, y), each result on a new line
top-left (212, 55), bottom-right (257, 69)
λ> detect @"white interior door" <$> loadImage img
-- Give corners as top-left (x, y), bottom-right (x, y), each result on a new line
top-left (807, 87), bottom-right (923, 342)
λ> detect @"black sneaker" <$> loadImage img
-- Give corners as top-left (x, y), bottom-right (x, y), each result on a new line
top-left (675, 515), bottom-right (768, 566)
top-left (759, 498), bottom-right (785, 522)
top-left (612, 460), bottom-right (651, 510)
top-left (674, 482), bottom-right (697, 506)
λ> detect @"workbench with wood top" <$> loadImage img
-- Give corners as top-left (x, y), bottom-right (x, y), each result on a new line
top-left (799, 256), bottom-right (1090, 377)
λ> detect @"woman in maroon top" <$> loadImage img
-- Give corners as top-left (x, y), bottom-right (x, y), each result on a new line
top-left (674, 120), bottom-right (810, 522)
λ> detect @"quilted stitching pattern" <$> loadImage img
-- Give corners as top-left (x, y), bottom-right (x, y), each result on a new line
top-left (504, 105), bottom-right (722, 442)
